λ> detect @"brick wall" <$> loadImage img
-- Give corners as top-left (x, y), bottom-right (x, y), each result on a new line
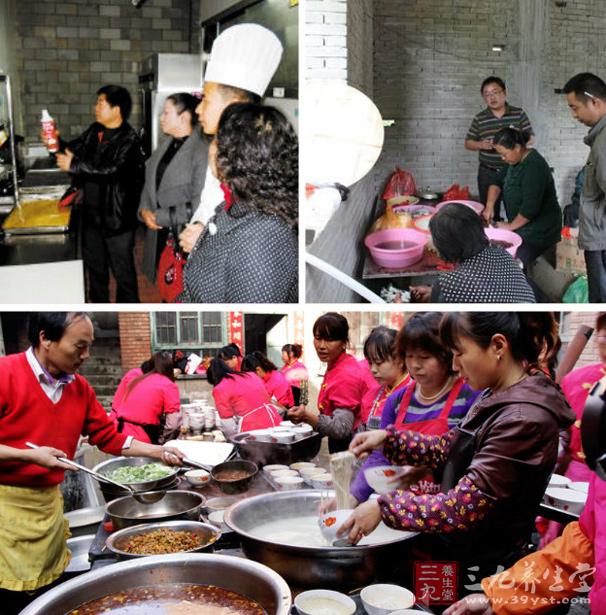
top-left (563, 310), bottom-right (600, 368)
top-left (305, 0), bottom-right (347, 80)
top-left (371, 0), bottom-right (603, 202)
top-left (118, 312), bottom-right (151, 371)
top-left (13, 0), bottom-right (198, 142)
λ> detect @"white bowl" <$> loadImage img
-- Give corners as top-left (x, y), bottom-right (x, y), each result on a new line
top-left (390, 611), bottom-right (420, 615)
top-left (548, 474), bottom-right (572, 488)
top-left (246, 429), bottom-right (274, 442)
top-left (184, 469), bottom-right (211, 486)
top-left (275, 476), bottom-right (305, 490)
top-left (570, 482), bottom-right (590, 494)
top-left (292, 423), bottom-right (313, 434)
top-left (271, 469), bottom-right (299, 478)
top-left (360, 584), bottom-right (416, 615)
top-left (544, 487), bottom-right (587, 515)
top-left (311, 474), bottom-right (334, 489)
top-left (318, 509), bottom-right (354, 544)
top-left (295, 589), bottom-right (356, 615)
top-left (272, 430), bottom-right (297, 443)
top-left (290, 462), bottom-right (317, 471)
top-left (364, 466), bottom-right (408, 494)
top-left (263, 464), bottom-right (289, 473)
top-left (300, 467), bottom-right (326, 478)
top-left (205, 496), bottom-right (238, 512)
top-left (280, 420), bottom-right (296, 428)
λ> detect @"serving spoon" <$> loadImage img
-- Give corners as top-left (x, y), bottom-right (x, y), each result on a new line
top-left (26, 442), bottom-right (166, 504)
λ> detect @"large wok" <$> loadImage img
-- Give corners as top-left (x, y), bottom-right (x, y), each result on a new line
top-left (224, 490), bottom-right (419, 590)
top-left (19, 553), bottom-right (292, 614)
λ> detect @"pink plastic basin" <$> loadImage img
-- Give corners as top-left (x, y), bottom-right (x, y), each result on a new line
top-left (436, 199), bottom-right (485, 214)
top-left (365, 228), bottom-right (428, 269)
top-left (484, 227), bottom-right (523, 258)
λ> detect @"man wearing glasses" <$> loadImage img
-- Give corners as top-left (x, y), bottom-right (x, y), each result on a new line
top-left (465, 76), bottom-right (534, 220)
top-left (564, 73), bottom-right (606, 303)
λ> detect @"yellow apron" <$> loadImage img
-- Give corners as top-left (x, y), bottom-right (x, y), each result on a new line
top-left (0, 484), bottom-right (71, 591)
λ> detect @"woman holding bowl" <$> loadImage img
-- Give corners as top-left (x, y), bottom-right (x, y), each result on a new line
top-left (340, 312), bottom-right (575, 597)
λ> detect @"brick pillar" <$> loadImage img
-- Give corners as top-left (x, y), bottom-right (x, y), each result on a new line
top-left (118, 312), bottom-right (151, 371)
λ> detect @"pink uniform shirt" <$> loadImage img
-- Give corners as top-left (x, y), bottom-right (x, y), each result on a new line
top-left (112, 373), bottom-right (180, 443)
top-left (264, 370), bottom-right (294, 407)
top-left (280, 360), bottom-right (308, 388)
top-left (213, 372), bottom-right (281, 432)
top-left (318, 353), bottom-right (369, 430)
top-left (112, 367), bottom-right (142, 410)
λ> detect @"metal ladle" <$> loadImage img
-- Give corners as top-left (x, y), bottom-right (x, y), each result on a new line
top-left (26, 442), bottom-right (166, 504)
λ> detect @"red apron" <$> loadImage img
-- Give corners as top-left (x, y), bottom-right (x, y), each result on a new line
top-left (366, 374), bottom-right (411, 430)
top-left (394, 377), bottom-right (464, 436)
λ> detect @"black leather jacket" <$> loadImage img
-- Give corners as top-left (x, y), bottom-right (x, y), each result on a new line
top-left (67, 122), bottom-right (144, 235)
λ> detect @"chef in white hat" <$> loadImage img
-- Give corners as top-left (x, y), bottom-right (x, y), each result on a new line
top-left (179, 23), bottom-right (283, 253)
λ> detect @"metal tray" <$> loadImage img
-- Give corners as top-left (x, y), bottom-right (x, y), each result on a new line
top-left (231, 431), bottom-right (322, 467)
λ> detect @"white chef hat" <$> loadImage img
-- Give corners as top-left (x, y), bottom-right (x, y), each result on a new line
top-left (204, 24), bottom-right (283, 97)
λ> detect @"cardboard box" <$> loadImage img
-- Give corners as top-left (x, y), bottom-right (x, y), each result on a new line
top-left (556, 234), bottom-right (586, 276)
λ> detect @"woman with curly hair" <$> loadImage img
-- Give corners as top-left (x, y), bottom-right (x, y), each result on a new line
top-left (179, 103), bottom-right (298, 303)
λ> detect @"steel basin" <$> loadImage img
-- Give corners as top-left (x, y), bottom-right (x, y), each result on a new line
top-left (224, 490), bottom-right (418, 590)
top-left (105, 520), bottom-right (220, 560)
top-left (93, 456), bottom-right (180, 502)
top-left (105, 489), bottom-right (205, 529)
top-left (19, 553), bottom-right (292, 615)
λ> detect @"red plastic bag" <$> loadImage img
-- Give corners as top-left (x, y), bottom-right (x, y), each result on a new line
top-left (382, 167), bottom-right (417, 201)
top-left (441, 183), bottom-right (470, 202)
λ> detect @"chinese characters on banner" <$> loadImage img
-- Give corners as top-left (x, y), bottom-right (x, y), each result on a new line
top-left (228, 311), bottom-right (244, 353)
top-left (414, 561), bottom-right (458, 606)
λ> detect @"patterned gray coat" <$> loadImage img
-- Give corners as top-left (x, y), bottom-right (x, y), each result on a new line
top-left (138, 130), bottom-right (208, 281)
top-left (178, 201), bottom-right (298, 303)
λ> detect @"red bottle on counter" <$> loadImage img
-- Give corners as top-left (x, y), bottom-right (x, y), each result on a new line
top-left (40, 109), bottom-right (59, 153)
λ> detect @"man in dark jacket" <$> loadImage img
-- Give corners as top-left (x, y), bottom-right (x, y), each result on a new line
top-left (55, 85), bottom-right (144, 303)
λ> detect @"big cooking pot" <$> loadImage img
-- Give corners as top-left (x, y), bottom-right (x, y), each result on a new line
top-left (19, 553), bottom-right (292, 615)
top-left (224, 490), bottom-right (419, 590)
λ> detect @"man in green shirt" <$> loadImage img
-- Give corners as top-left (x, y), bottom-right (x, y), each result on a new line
top-left (465, 76), bottom-right (534, 221)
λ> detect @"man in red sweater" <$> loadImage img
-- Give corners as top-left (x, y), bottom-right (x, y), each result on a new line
top-left (0, 312), bottom-right (183, 613)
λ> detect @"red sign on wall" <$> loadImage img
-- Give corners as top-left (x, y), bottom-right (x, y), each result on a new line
top-left (228, 312), bottom-right (244, 353)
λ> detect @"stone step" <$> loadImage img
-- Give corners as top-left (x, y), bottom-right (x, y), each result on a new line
top-left (90, 385), bottom-right (119, 398)
top-left (80, 374), bottom-right (121, 387)
top-left (79, 365), bottom-right (124, 377)
top-left (85, 355), bottom-right (121, 366)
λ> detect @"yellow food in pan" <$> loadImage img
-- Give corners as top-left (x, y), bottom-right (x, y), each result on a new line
top-left (2, 199), bottom-right (71, 230)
